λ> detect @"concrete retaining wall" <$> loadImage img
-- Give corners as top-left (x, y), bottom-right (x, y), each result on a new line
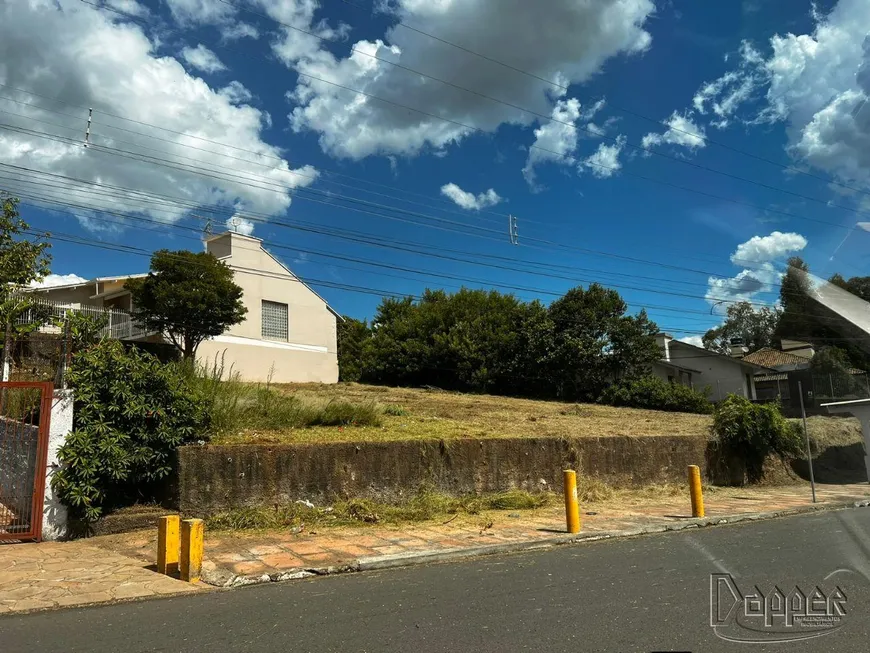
top-left (177, 435), bottom-right (709, 515)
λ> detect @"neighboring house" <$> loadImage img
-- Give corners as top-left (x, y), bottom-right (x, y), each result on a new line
top-left (652, 334), bottom-right (772, 400)
top-left (25, 231), bottom-right (341, 384)
top-left (741, 344), bottom-right (814, 401)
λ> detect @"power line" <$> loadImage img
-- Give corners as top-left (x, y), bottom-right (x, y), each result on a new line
top-left (0, 165), bottom-right (781, 299)
top-left (203, 0), bottom-right (870, 218)
top-left (336, 0), bottom-right (870, 199)
top-left (59, 1), bottom-right (870, 230)
top-left (0, 124), bottom-right (834, 294)
top-left (2, 67), bottom-right (865, 243)
top-left (6, 175), bottom-right (858, 326)
top-left (0, 161), bottom-right (820, 306)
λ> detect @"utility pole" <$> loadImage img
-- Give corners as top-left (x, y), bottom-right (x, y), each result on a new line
top-left (84, 108), bottom-right (92, 148)
top-left (508, 214), bottom-right (518, 245)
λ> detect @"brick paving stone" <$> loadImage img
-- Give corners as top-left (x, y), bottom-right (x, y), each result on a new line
top-left (247, 544), bottom-right (285, 556)
top-left (230, 561), bottom-right (268, 575)
top-left (297, 552), bottom-right (334, 564)
top-left (260, 552), bottom-right (304, 569)
top-left (285, 542), bottom-right (327, 556)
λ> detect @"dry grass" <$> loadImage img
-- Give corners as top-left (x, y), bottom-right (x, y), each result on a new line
top-left (211, 382), bottom-right (713, 445)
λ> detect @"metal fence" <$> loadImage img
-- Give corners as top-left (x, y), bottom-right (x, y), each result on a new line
top-left (3, 295), bottom-right (155, 384)
top-left (0, 381), bottom-right (53, 542)
top-left (810, 373), bottom-right (870, 403)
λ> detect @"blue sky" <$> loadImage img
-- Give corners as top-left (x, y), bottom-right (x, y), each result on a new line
top-left (3, 0), bottom-right (870, 344)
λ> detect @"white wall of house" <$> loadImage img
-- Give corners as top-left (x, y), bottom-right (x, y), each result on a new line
top-left (27, 232), bottom-right (340, 384)
top-left (202, 233), bottom-right (338, 383)
top-left (667, 341), bottom-right (756, 400)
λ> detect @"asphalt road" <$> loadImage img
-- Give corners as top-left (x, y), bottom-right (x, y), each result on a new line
top-left (4, 508), bottom-right (870, 653)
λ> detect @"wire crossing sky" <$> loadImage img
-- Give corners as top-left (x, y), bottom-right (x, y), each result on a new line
top-left (2, 0), bottom-right (869, 344)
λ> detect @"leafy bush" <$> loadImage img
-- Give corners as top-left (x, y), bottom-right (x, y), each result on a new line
top-left (598, 376), bottom-right (713, 414)
top-left (52, 340), bottom-right (208, 522)
top-left (711, 394), bottom-right (803, 483)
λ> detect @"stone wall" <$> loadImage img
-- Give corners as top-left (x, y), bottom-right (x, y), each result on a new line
top-left (177, 435), bottom-right (709, 515)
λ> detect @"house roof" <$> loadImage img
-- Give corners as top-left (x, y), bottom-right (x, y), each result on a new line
top-left (664, 338), bottom-right (775, 373)
top-left (742, 347), bottom-right (811, 370)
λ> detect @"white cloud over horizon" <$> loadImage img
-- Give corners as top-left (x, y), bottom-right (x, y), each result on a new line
top-left (706, 231), bottom-right (808, 307)
top-left (440, 183), bottom-right (503, 211)
top-left (29, 273), bottom-right (88, 288)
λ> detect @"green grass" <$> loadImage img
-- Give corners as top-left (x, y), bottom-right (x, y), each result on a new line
top-left (181, 359), bottom-right (382, 438)
top-left (206, 488), bottom-right (552, 531)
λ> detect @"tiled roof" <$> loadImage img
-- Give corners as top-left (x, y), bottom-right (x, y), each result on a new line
top-left (742, 347), bottom-right (810, 369)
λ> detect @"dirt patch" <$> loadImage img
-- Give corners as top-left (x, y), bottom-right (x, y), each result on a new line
top-left (212, 382), bottom-right (712, 445)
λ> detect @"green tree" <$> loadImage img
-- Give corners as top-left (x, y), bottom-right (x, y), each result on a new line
top-left (0, 194), bottom-right (53, 376)
top-left (337, 316), bottom-right (370, 382)
top-left (126, 250), bottom-right (247, 359)
top-left (811, 346), bottom-right (862, 397)
top-left (361, 288), bottom-right (530, 393)
top-left (776, 256), bottom-right (814, 342)
top-left (546, 284), bottom-right (661, 400)
top-left (0, 194), bottom-right (51, 290)
top-left (702, 301), bottom-right (781, 353)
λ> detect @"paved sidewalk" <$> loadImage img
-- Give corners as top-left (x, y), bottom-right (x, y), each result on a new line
top-left (97, 483), bottom-right (870, 587)
top-left (2, 483), bottom-right (868, 614)
top-left (0, 540), bottom-right (200, 615)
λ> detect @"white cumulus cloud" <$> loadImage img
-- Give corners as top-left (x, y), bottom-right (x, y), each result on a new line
top-left (641, 111), bottom-right (707, 152)
top-left (706, 231), bottom-right (807, 307)
top-left (0, 0), bottom-right (318, 231)
top-left (440, 183), bottom-right (502, 211)
top-left (226, 214), bottom-right (255, 236)
top-left (731, 231), bottom-right (808, 265)
top-left (29, 273), bottom-right (88, 288)
top-left (275, 0), bottom-right (654, 160)
top-left (683, 0), bottom-right (870, 189)
top-left (580, 136), bottom-right (626, 178)
top-left (522, 98), bottom-right (609, 185)
top-left (181, 44), bottom-right (227, 73)
top-left (678, 335), bottom-right (705, 347)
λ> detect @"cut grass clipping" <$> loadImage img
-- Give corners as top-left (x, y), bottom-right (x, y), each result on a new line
top-left (207, 489), bottom-right (550, 531)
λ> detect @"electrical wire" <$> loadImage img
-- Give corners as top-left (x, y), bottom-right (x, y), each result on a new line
top-left (336, 0), bottom-right (870, 200)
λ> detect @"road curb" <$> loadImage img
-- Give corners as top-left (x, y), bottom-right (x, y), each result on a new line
top-left (201, 498), bottom-right (870, 588)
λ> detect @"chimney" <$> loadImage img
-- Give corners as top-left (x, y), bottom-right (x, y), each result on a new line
top-left (655, 333), bottom-right (672, 361)
top-left (729, 337), bottom-right (748, 359)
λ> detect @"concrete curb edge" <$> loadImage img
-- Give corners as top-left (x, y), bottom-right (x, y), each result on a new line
top-left (201, 498), bottom-right (870, 588)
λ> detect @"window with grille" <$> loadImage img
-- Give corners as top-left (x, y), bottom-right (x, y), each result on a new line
top-left (261, 300), bottom-right (289, 341)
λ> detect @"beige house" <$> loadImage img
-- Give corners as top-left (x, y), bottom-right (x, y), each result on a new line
top-left (27, 231), bottom-right (341, 384)
top-left (652, 334), bottom-right (772, 401)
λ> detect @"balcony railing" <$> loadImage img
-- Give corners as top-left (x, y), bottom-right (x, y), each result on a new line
top-left (14, 295), bottom-right (152, 341)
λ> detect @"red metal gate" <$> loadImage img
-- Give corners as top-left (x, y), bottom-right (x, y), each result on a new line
top-left (0, 382), bottom-right (53, 542)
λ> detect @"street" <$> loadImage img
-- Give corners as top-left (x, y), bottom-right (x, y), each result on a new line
top-left (3, 508), bottom-right (870, 652)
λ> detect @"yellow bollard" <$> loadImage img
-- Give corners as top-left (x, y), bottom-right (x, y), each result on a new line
top-left (156, 515), bottom-right (180, 576)
top-left (688, 465), bottom-right (705, 518)
top-left (180, 518), bottom-right (205, 583)
top-left (563, 469), bottom-right (581, 534)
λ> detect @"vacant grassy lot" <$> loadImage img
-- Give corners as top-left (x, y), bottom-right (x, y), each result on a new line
top-left (212, 382), bottom-right (714, 445)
